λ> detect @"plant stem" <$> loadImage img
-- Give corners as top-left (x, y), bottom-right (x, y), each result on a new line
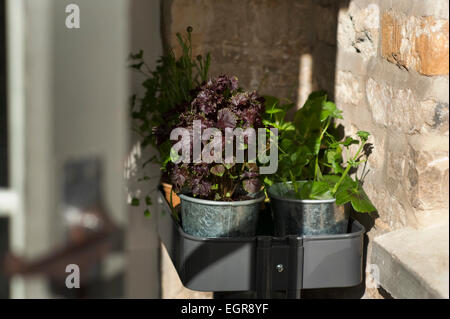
top-left (278, 144), bottom-right (288, 155)
top-left (314, 156), bottom-right (319, 181)
top-left (290, 170), bottom-right (298, 193)
top-left (332, 140), bottom-right (366, 195)
top-left (314, 118), bottom-right (330, 181)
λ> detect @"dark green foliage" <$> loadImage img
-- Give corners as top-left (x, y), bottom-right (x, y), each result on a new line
top-left (129, 27), bottom-right (211, 215)
top-left (130, 198), bottom-right (140, 206)
top-left (129, 27), bottom-right (211, 173)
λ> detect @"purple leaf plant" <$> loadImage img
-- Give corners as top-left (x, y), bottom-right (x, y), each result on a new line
top-left (170, 75), bottom-right (265, 201)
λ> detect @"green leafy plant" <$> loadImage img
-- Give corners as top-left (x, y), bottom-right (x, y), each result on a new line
top-left (264, 91), bottom-right (376, 213)
top-left (129, 26), bottom-right (211, 174)
top-left (129, 27), bottom-right (211, 213)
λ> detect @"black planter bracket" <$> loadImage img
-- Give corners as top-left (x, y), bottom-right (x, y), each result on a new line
top-left (255, 236), bottom-right (303, 298)
top-left (157, 191), bottom-right (364, 299)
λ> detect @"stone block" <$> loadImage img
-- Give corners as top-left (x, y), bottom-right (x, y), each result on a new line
top-left (409, 147), bottom-right (449, 211)
top-left (337, 3), bottom-right (379, 58)
top-left (363, 179), bottom-right (409, 230)
top-left (372, 224), bottom-right (449, 299)
top-left (335, 71), bottom-right (364, 106)
top-left (384, 136), bottom-right (449, 216)
top-left (381, 11), bottom-right (449, 76)
top-left (366, 77), bottom-right (448, 135)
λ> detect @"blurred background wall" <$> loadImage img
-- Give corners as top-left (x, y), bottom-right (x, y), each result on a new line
top-left (1, 0), bottom-right (162, 298)
top-left (126, 0), bottom-right (161, 299)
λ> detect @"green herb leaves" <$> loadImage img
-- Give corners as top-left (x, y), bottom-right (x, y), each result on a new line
top-left (323, 174), bottom-right (375, 212)
top-left (264, 91), bottom-right (376, 213)
top-left (298, 181), bottom-right (334, 200)
top-left (357, 130), bottom-right (370, 141)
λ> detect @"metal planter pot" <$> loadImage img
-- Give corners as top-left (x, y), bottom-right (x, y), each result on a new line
top-left (268, 182), bottom-right (349, 236)
top-left (179, 194), bottom-right (265, 238)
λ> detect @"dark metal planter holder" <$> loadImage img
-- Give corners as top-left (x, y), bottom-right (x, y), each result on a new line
top-left (157, 191), bottom-right (365, 299)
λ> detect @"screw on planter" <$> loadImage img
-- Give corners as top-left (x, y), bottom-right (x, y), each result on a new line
top-left (276, 264), bottom-right (284, 273)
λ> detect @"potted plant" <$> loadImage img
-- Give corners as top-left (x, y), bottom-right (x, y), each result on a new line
top-left (264, 91), bottom-right (376, 236)
top-left (129, 27), bottom-right (211, 213)
top-left (170, 75), bottom-right (266, 238)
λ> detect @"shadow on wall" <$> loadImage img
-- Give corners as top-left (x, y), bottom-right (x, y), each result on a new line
top-left (162, 0), bottom-right (350, 117)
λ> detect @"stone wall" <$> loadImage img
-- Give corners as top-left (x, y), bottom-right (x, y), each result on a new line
top-left (336, 0), bottom-right (449, 231)
top-left (334, 0), bottom-right (449, 298)
top-left (162, 0), bottom-right (346, 108)
top-left (161, 0), bottom-right (449, 298)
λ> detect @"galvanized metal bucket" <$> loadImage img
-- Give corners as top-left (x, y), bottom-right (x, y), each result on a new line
top-left (268, 182), bottom-right (349, 236)
top-left (179, 194), bottom-right (265, 238)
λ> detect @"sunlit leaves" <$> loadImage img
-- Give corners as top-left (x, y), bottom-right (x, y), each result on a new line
top-left (341, 137), bottom-right (359, 147)
top-left (298, 181), bottom-right (333, 200)
top-left (266, 108), bottom-right (284, 114)
top-left (263, 91), bottom-right (376, 213)
top-left (348, 184), bottom-right (376, 212)
top-left (324, 148), bottom-right (344, 174)
top-left (357, 130), bottom-right (370, 141)
top-left (210, 164), bottom-right (225, 177)
top-left (264, 176), bottom-right (274, 186)
top-left (320, 101), bottom-right (343, 122)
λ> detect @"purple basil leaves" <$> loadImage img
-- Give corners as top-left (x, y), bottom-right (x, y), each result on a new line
top-left (169, 75), bottom-right (265, 201)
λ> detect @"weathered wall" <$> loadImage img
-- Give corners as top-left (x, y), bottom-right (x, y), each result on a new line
top-left (336, 0), bottom-right (448, 232)
top-left (161, 0), bottom-right (449, 298)
top-left (162, 0), bottom-right (346, 108)
top-left (335, 0), bottom-right (449, 298)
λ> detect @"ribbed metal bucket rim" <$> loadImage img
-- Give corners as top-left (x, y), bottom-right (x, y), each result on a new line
top-left (179, 193), bottom-right (265, 206)
top-left (268, 181), bottom-right (336, 204)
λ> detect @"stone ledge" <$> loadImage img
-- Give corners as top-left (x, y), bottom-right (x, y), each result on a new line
top-left (372, 223), bottom-right (449, 298)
